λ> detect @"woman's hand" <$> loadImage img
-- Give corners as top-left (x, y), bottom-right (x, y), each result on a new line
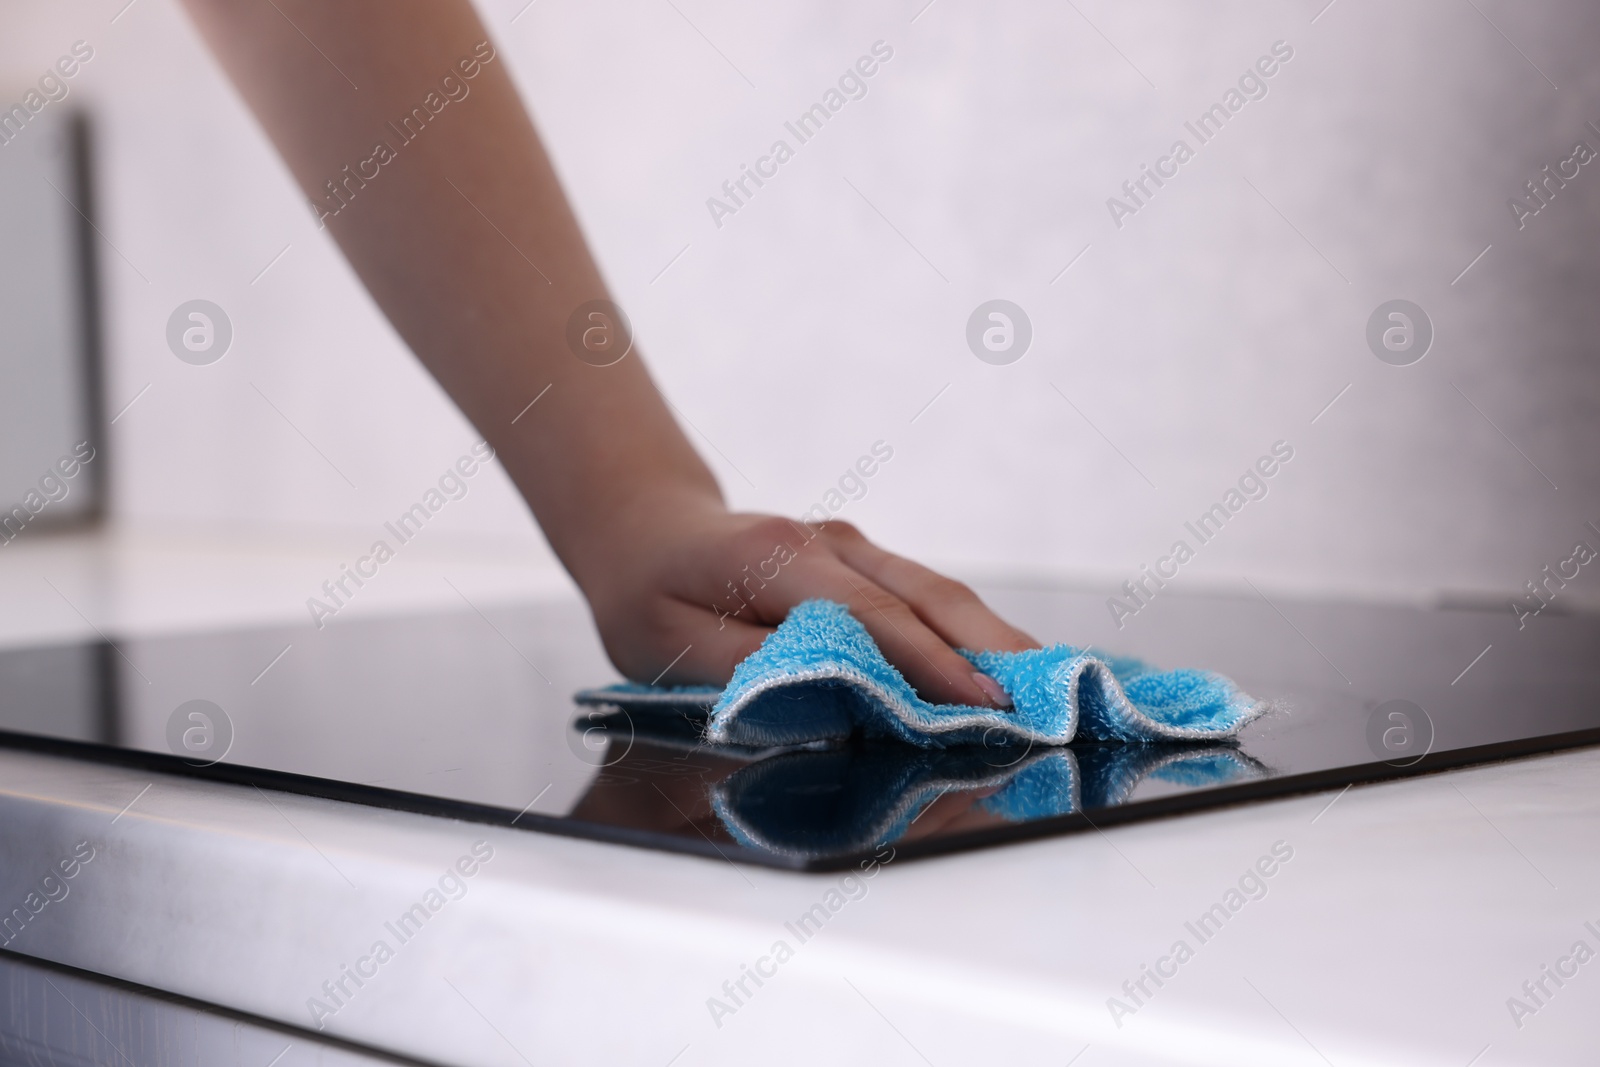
top-left (578, 493), bottom-right (1040, 707)
top-left (180, 0), bottom-right (1041, 706)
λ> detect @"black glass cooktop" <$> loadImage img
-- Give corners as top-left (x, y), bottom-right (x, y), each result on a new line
top-left (1, 586), bottom-right (1596, 870)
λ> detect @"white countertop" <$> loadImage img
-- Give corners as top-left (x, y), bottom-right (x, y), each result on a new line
top-left (2, 739), bottom-right (1595, 1066)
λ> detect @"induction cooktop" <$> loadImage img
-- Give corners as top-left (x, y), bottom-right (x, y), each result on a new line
top-left (0, 585), bottom-right (1595, 870)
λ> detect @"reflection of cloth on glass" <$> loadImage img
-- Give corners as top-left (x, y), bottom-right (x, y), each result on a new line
top-left (973, 752), bottom-right (1080, 823)
top-left (577, 599), bottom-right (1266, 748)
top-left (1070, 744), bottom-right (1270, 811)
top-left (708, 742), bottom-right (1271, 862)
top-left (710, 746), bottom-right (1078, 861)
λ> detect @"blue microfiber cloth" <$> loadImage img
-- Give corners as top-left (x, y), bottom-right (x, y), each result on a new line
top-left (575, 599), bottom-right (1265, 748)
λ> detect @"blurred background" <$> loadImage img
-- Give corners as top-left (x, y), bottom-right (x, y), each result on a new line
top-left (2, 0), bottom-right (1597, 651)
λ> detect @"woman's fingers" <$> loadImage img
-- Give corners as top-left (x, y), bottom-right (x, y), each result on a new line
top-left (637, 512), bottom-right (1029, 706)
top-left (820, 522), bottom-right (1041, 653)
top-left (837, 574), bottom-right (1002, 707)
top-left (762, 558), bottom-right (1006, 708)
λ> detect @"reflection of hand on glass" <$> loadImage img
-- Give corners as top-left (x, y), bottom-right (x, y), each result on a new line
top-left (180, 0), bottom-right (1037, 706)
top-left (900, 784), bottom-right (1008, 837)
top-left (565, 739), bottom-right (740, 838)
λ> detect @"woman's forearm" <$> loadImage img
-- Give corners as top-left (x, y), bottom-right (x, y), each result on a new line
top-left (182, 0), bottom-right (1037, 704)
top-left (180, 0), bottom-right (720, 592)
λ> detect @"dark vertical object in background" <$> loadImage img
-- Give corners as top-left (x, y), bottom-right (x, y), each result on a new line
top-left (0, 107), bottom-right (104, 533)
top-left (93, 639), bottom-right (120, 746)
top-left (68, 110), bottom-right (107, 523)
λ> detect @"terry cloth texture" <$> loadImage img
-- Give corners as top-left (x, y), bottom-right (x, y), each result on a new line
top-left (576, 599), bottom-right (1266, 748)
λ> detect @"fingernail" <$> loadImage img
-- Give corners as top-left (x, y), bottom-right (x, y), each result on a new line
top-left (971, 672), bottom-right (1012, 710)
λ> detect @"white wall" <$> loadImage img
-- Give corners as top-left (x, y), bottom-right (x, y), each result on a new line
top-left (3, 0), bottom-right (1597, 611)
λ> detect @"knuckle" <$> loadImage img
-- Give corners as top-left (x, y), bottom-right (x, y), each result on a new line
top-left (854, 581), bottom-right (904, 616)
top-left (927, 575), bottom-right (979, 607)
top-left (819, 518), bottom-right (863, 542)
top-left (743, 515), bottom-right (805, 552)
